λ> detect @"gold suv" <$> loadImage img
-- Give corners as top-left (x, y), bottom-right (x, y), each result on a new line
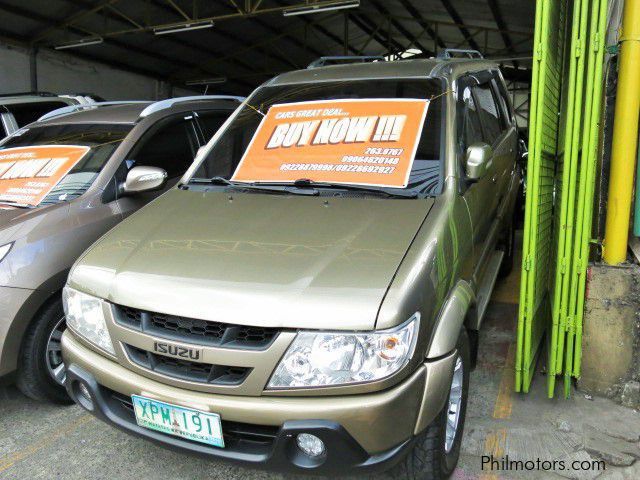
top-left (61, 55), bottom-right (520, 478)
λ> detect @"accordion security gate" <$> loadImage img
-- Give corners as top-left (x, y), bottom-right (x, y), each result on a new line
top-left (517, 0), bottom-right (608, 397)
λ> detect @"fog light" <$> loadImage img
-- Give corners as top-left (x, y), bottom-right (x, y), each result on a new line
top-left (75, 382), bottom-right (94, 411)
top-left (79, 383), bottom-right (91, 400)
top-left (296, 433), bottom-right (325, 457)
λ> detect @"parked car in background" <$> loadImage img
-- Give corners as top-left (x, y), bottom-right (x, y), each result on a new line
top-left (61, 56), bottom-right (520, 479)
top-left (0, 92), bottom-right (99, 138)
top-left (0, 95), bottom-right (242, 403)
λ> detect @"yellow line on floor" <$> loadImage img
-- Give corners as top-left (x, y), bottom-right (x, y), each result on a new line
top-left (478, 341), bottom-right (516, 479)
top-left (493, 342), bottom-right (516, 419)
top-left (479, 428), bottom-right (507, 480)
top-left (0, 414), bottom-right (93, 474)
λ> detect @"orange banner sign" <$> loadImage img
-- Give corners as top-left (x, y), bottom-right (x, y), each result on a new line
top-left (231, 99), bottom-right (430, 188)
top-left (0, 145), bottom-right (89, 206)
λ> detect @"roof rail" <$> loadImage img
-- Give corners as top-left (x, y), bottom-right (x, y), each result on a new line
top-left (307, 56), bottom-right (386, 69)
top-left (38, 101), bottom-right (146, 122)
top-left (139, 95), bottom-right (244, 118)
top-left (437, 49), bottom-right (484, 60)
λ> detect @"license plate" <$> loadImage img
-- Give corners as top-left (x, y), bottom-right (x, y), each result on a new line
top-left (131, 395), bottom-right (224, 448)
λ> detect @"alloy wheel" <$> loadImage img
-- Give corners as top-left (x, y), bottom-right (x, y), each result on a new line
top-left (445, 355), bottom-right (464, 453)
top-left (46, 317), bottom-right (67, 385)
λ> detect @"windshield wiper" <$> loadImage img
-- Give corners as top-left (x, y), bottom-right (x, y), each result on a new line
top-left (187, 177), bottom-right (318, 196)
top-left (291, 178), bottom-right (418, 198)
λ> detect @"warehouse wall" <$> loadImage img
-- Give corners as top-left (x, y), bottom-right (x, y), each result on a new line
top-left (0, 41), bottom-right (192, 100)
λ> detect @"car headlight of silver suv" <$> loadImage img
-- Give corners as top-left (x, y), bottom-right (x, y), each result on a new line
top-left (268, 313), bottom-right (420, 389)
top-left (62, 286), bottom-right (115, 355)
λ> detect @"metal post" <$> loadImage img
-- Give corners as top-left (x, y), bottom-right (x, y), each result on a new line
top-left (343, 12), bottom-right (348, 55)
top-left (29, 47), bottom-right (38, 91)
top-left (603, 0), bottom-right (640, 264)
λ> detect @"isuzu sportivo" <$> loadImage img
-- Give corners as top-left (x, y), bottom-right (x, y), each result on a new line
top-left (61, 56), bottom-right (520, 479)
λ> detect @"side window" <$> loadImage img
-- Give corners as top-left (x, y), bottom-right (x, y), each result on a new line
top-left (457, 84), bottom-right (484, 154)
top-left (491, 76), bottom-right (512, 129)
top-left (128, 116), bottom-right (199, 177)
top-left (472, 82), bottom-right (502, 144)
top-left (195, 110), bottom-right (229, 142)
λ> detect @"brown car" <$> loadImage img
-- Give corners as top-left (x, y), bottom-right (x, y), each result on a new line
top-left (0, 96), bottom-right (241, 402)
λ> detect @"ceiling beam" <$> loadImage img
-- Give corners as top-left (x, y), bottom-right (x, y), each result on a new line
top-left (53, 0), bottom-right (271, 87)
top-left (28, 0), bottom-right (119, 43)
top-left (146, 0), bottom-right (299, 70)
top-left (271, 0), bottom-right (362, 56)
top-left (368, 0), bottom-right (433, 56)
top-left (349, 12), bottom-right (405, 55)
top-left (487, 0), bottom-right (518, 66)
top-left (397, 0), bottom-right (446, 50)
top-left (440, 0), bottom-right (481, 51)
top-left (215, 1), bottom-right (325, 60)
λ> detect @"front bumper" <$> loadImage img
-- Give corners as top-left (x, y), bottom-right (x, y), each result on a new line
top-left (63, 331), bottom-right (456, 475)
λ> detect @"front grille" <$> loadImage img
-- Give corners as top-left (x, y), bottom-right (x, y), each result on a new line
top-left (115, 305), bottom-right (279, 349)
top-left (110, 390), bottom-right (279, 451)
top-left (124, 345), bottom-right (251, 385)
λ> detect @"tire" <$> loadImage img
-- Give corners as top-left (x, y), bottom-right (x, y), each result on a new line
top-left (16, 298), bottom-right (73, 404)
top-left (498, 218), bottom-right (516, 278)
top-left (392, 329), bottom-right (471, 480)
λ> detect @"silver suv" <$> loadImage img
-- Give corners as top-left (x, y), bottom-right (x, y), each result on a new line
top-left (0, 92), bottom-right (98, 137)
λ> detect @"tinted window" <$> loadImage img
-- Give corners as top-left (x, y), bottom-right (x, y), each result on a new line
top-left (129, 117), bottom-right (198, 177)
top-left (196, 110), bottom-right (230, 141)
top-left (472, 83), bottom-right (502, 144)
top-left (7, 101), bottom-right (70, 127)
top-left (492, 78), bottom-right (512, 128)
top-left (192, 79), bottom-right (445, 196)
top-left (0, 123), bottom-right (131, 206)
top-left (457, 86), bottom-right (484, 154)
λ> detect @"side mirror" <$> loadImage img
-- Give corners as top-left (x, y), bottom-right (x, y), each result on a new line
top-left (123, 166), bottom-right (167, 194)
top-left (465, 142), bottom-right (494, 181)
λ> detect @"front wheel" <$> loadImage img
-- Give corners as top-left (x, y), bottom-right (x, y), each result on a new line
top-left (392, 329), bottom-right (470, 480)
top-left (16, 298), bottom-right (73, 404)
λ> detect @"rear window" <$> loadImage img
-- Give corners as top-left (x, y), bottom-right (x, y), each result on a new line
top-left (0, 123), bottom-right (131, 206)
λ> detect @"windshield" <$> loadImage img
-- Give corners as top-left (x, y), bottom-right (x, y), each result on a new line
top-left (0, 123), bottom-right (131, 207)
top-left (190, 78), bottom-right (445, 197)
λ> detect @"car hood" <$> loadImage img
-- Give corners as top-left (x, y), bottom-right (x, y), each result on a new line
top-left (0, 203), bottom-right (68, 244)
top-left (70, 189), bottom-right (433, 330)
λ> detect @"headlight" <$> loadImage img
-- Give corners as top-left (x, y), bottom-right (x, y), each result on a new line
top-left (268, 313), bottom-right (419, 389)
top-left (0, 242), bottom-right (12, 262)
top-left (62, 286), bottom-right (115, 355)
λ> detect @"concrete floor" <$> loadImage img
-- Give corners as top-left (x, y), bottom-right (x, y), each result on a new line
top-left (1, 236), bottom-right (639, 479)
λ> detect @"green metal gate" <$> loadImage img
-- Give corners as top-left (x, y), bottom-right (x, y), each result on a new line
top-left (517, 0), bottom-right (568, 394)
top-left (517, 0), bottom-right (608, 397)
